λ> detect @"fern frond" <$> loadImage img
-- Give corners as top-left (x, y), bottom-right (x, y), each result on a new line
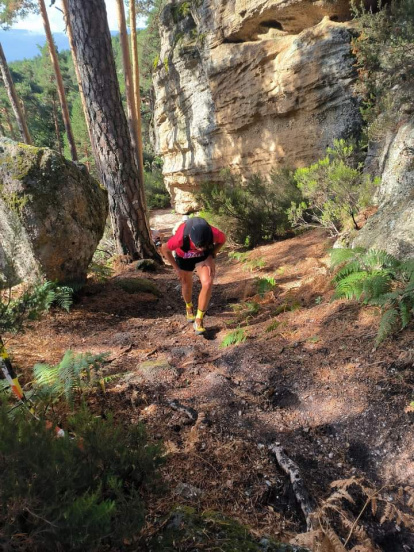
top-left (380, 501), bottom-right (396, 525)
top-left (33, 350), bottom-right (109, 406)
top-left (220, 328), bottom-right (247, 348)
top-left (362, 249), bottom-right (400, 272)
top-left (375, 308), bottom-right (400, 346)
top-left (367, 290), bottom-right (400, 307)
top-left (400, 260), bottom-right (414, 283)
top-left (333, 261), bottom-right (363, 283)
top-left (330, 477), bottom-right (359, 490)
top-left (399, 298), bottom-right (414, 329)
top-left (330, 247), bottom-right (363, 268)
top-left (361, 271), bottom-right (393, 302)
top-left (334, 272), bottom-right (368, 300)
top-left (323, 524), bottom-right (347, 552)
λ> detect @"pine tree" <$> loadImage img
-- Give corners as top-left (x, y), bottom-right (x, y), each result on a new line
top-left (0, 42), bottom-right (32, 143)
top-left (38, 0), bottom-right (78, 160)
top-left (66, 0), bottom-right (159, 260)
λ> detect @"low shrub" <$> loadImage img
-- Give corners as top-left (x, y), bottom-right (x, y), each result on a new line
top-left (0, 406), bottom-right (163, 551)
top-left (198, 168), bottom-right (300, 248)
top-left (331, 247), bottom-right (414, 345)
top-left (288, 140), bottom-right (379, 236)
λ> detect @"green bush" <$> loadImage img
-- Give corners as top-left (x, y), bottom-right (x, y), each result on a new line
top-left (0, 405), bottom-right (162, 551)
top-left (352, 0), bottom-right (414, 141)
top-left (0, 280), bottom-right (72, 336)
top-left (331, 247), bottom-right (414, 345)
top-left (198, 168), bottom-right (300, 248)
top-left (288, 140), bottom-right (379, 236)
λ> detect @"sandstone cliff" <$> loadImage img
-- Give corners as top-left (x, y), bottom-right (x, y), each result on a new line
top-left (0, 139), bottom-right (108, 284)
top-left (353, 117), bottom-right (414, 258)
top-left (153, 0), bottom-right (361, 212)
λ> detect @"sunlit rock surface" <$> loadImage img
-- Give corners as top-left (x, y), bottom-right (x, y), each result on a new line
top-left (153, 0), bottom-right (361, 212)
top-left (353, 118), bottom-right (414, 258)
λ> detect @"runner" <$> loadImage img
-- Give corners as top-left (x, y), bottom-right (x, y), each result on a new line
top-left (161, 217), bottom-right (226, 334)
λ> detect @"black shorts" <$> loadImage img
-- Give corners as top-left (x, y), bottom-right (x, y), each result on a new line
top-left (175, 252), bottom-right (210, 272)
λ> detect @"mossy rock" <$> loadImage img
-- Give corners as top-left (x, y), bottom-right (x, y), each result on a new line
top-left (147, 506), bottom-right (309, 551)
top-left (0, 138), bottom-right (108, 284)
top-left (116, 277), bottom-right (162, 297)
top-left (135, 259), bottom-right (158, 272)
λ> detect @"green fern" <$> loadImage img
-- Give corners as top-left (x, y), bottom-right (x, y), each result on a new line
top-left (257, 276), bottom-right (277, 296)
top-left (334, 271), bottom-right (369, 301)
top-left (0, 281), bottom-right (73, 335)
top-left (33, 350), bottom-right (109, 406)
top-left (220, 328), bottom-right (247, 348)
top-left (331, 247), bottom-right (414, 345)
top-left (330, 247), bottom-right (364, 268)
top-left (375, 308), bottom-right (400, 346)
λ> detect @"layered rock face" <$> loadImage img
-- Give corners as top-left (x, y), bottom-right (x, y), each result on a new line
top-left (153, 0), bottom-right (361, 212)
top-left (0, 139), bottom-right (108, 284)
top-left (353, 118), bottom-right (414, 258)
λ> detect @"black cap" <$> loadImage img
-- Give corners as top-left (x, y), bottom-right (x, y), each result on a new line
top-left (189, 218), bottom-right (213, 248)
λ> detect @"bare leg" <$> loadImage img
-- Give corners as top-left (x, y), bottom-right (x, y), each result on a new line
top-left (180, 269), bottom-right (193, 304)
top-left (195, 264), bottom-right (213, 318)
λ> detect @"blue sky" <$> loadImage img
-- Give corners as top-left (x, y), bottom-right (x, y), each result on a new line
top-left (0, 1), bottom-right (146, 61)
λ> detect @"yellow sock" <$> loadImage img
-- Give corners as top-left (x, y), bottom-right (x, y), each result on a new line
top-left (196, 309), bottom-right (205, 320)
top-left (185, 302), bottom-right (193, 309)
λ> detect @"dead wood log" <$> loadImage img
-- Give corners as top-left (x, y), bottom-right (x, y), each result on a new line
top-left (269, 442), bottom-right (316, 531)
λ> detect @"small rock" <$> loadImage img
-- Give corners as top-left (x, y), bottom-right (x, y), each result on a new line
top-left (135, 259), bottom-right (157, 272)
top-left (174, 482), bottom-right (203, 499)
top-left (328, 453), bottom-right (334, 459)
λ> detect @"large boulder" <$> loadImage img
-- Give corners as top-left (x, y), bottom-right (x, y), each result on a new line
top-left (353, 118), bottom-right (414, 259)
top-left (0, 139), bottom-right (108, 284)
top-left (153, 0), bottom-right (362, 212)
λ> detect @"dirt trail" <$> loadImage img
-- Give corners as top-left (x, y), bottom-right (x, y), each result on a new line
top-left (6, 211), bottom-right (414, 550)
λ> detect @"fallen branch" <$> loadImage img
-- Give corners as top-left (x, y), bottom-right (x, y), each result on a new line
top-left (269, 442), bottom-right (316, 530)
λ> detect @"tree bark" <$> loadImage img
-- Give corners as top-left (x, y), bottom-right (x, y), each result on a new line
top-left (38, 0), bottom-right (77, 161)
top-left (0, 42), bottom-right (32, 144)
top-left (130, 0), bottom-right (145, 187)
top-left (51, 95), bottom-right (62, 154)
top-left (66, 0), bottom-right (159, 260)
top-left (61, 0), bottom-right (97, 168)
top-left (2, 106), bottom-right (17, 139)
top-left (115, 0), bottom-right (141, 171)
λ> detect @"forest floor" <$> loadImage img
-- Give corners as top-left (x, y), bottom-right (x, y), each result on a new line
top-left (6, 210), bottom-right (414, 552)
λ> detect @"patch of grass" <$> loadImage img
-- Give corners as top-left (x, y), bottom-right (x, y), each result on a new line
top-left (256, 276), bottom-right (277, 297)
top-left (220, 328), bottom-right (247, 348)
top-left (228, 251), bottom-right (266, 272)
top-left (116, 278), bottom-right (162, 297)
top-left (266, 320), bottom-right (281, 333)
top-left (272, 300), bottom-right (301, 316)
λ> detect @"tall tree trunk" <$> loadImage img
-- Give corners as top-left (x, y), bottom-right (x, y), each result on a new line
top-left (0, 42), bottom-right (32, 144)
top-left (2, 106), bottom-right (17, 140)
top-left (115, 1), bottom-right (140, 167)
top-left (51, 95), bottom-right (62, 154)
top-left (66, 0), bottom-right (159, 260)
top-left (61, 0), bottom-right (97, 168)
top-left (38, 0), bottom-right (77, 161)
top-left (129, 0), bottom-right (145, 188)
